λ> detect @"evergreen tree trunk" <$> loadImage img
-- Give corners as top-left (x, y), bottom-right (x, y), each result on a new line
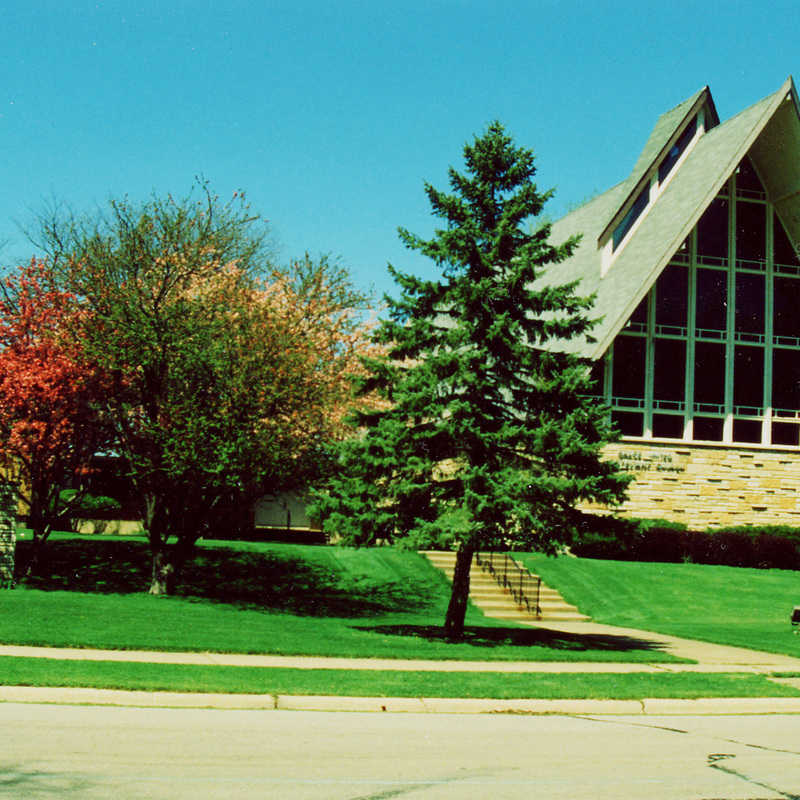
top-left (444, 543), bottom-right (474, 639)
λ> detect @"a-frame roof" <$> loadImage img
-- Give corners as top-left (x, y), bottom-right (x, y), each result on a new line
top-left (545, 77), bottom-right (800, 359)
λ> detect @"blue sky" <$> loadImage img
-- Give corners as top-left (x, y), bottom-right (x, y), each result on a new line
top-left (2, 1), bottom-right (798, 300)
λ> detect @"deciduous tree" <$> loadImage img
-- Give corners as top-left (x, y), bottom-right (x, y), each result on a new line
top-left (313, 123), bottom-right (630, 638)
top-left (0, 259), bottom-right (111, 570)
top-left (37, 185), bottom-right (372, 593)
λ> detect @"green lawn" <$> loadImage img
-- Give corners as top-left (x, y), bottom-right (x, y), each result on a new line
top-left (0, 656), bottom-right (793, 699)
top-left (518, 553), bottom-right (800, 658)
top-left (2, 535), bottom-right (680, 662)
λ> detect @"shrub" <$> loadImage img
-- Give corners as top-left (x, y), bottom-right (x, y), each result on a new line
top-left (572, 515), bottom-right (800, 570)
top-left (60, 490), bottom-right (122, 518)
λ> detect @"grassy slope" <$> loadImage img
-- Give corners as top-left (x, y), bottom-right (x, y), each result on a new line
top-left (2, 535), bottom-right (680, 662)
top-left (519, 553), bottom-right (800, 658)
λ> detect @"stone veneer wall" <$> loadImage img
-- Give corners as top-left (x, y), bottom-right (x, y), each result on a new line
top-left (0, 483), bottom-right (15, 587)
top-left (598, 441), bottom-right (800, 529)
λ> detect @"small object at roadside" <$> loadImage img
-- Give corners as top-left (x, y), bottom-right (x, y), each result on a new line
top-left (792, 606), bottom-right (800, 633)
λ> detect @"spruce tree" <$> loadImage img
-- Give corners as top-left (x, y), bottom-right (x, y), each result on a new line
top-left (315, 122), bottom-right (630, 638)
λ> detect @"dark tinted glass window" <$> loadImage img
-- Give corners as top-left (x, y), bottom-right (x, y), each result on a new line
top-left (612, 337), bottom-right (646, 399)
top-left (652, 414), bottom-right (684, 439)
top-left (697, 198), bottom-right (729, 263)
top-left (658, 117), bottom-right (697, 184)
top-left (588, 359), bottom-right (605, 395)
top-left (613, 186), bottom-right (649, 250)
top-left (693, 417), bottom-right (724, 441)
top-left (733, 346), bottom-right (764, 408)
top-left (694, 342), bottom-right (726, 406)
top-left (612, 411), bottom-right (644, 437)
top-left (670, 237), bottom-right (691, 264)
top-left (773, 277), bottom-right (800, 339)
top-left (735, 272), bottom-right (765, 335)
top-left (696, 269), bottom-right (728, 333)
top-left (736, 201), bottom-right (766, 264)
top-left (624, 296), bottom-right (648, 330)
top-left (733, 419), bottom-right (762, 443)
top-left (772, 422), bottom-right (800, 446)
top-left (653, 339), bottom-right (686, 403)
top-left (774, 212), bottom-right (800, 267)
top-left (773, 349), bottom-right (800, 411)
top-left (736, 157), bottom-right (765, 196)
top-left (655, 265), bottom-right (688, 329)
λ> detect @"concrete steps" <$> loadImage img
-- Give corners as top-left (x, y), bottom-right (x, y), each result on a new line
top-left (422, 550), bottom-right (589, 622)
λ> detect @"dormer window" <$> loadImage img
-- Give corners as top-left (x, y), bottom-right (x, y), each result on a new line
top-left (612, 185), bottom-right (649, 251)
top-left (659, 116), bottom-right (697, 185)
top-left (607, 113), bottom-right (703, 261)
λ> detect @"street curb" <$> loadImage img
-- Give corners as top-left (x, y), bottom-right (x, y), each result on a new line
top-left (3, 686), bottom-right (800, 715)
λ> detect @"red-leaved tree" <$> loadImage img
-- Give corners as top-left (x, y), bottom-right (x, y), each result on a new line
top-left (0, 259), bottom-right (111, 569)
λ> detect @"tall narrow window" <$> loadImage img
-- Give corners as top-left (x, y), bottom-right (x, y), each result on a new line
top-left (655, 265), bottom-right (688, 331)
top-left (733, 346), bottom-right (764, 410)
top-left (694, 342), bottom-right (726, 409)
top-left (736, 157), bottom-right (766, 198)
top-left (774, 277), bottom-right (800, 340)
top-left (613, 186), bottom-right (649, 250)
top-left (736, 201), bottom-right (766, 267)
top-left (697, 198), bottom-right (729, 265)
top-left (658, 116), bottom-right (697, 184)
top-left (774, 212), bottom-right (800, 270)
top-left (773, 349), bottom-right (800, 413)
top-left (696, 269), bottom-right (728, 336)
top-left (735, 272), bottom-right (765, 339)
top-left (588, 358), bottom-right (605, 397)
top-left (623, 295), bottom-right (648, 332)
top-left (653, 339), bottom-right (686, 405)
top-left (612, 337), bottom-right (646, 401)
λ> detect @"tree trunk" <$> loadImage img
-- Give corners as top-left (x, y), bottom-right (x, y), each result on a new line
top-left (149, 546), bottom-right (177, 595)
top-left (148, 536), bottom-right (196, 595)
top-left (20, 531), bottom-right (46, 580)
top-left (20, 483), bottom-right (51, 579)
top-left (443, 543), bottom-right (474, 639)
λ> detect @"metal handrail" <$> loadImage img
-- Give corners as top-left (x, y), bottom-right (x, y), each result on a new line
top-left (475, 551), bottom-right (541, 618)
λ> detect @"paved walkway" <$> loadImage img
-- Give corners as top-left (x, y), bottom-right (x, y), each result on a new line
top-left (3, 620), bottom-right (800, 714)
top-left (2, 619), bottom-right (800, 673)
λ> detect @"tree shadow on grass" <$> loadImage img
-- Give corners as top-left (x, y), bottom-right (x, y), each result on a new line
top-left (16, 538), bottom-right (436, 617)
top-left (358, 624), bottom-right (670, 654)
top-left (17, 539), bottom-right (148, 595)
top-left (180, 548), bottom-right (433, 616)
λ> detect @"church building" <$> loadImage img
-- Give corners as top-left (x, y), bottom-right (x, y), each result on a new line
top-left (546, 77), bottom-right (800, 527)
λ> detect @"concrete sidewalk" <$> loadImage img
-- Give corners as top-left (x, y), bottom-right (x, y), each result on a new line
top-left (3, 684), bottom-right (800, 716)
top-left (3, 620), bottom-right (800, 714)
top-left (2, 619), bottom-right (800, 673)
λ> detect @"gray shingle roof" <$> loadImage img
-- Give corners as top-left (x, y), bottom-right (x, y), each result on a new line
top-left (543, 78), bottom-right (796, 359)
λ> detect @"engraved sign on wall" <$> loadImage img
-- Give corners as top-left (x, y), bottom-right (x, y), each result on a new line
top-left (618, 450), bottom-right (686, 473)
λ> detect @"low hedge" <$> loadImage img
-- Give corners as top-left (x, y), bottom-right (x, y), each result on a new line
top-left (573, 515), bottom-right (800, 570)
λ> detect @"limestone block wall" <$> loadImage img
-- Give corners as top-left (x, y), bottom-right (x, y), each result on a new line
top-left (0, 483), bottom-right (16, 587)
top-left (599, 441), bottom-right (800, 529)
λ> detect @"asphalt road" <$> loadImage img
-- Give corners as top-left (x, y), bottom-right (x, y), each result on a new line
top-left (2, 704), bottom-right (800, 799)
